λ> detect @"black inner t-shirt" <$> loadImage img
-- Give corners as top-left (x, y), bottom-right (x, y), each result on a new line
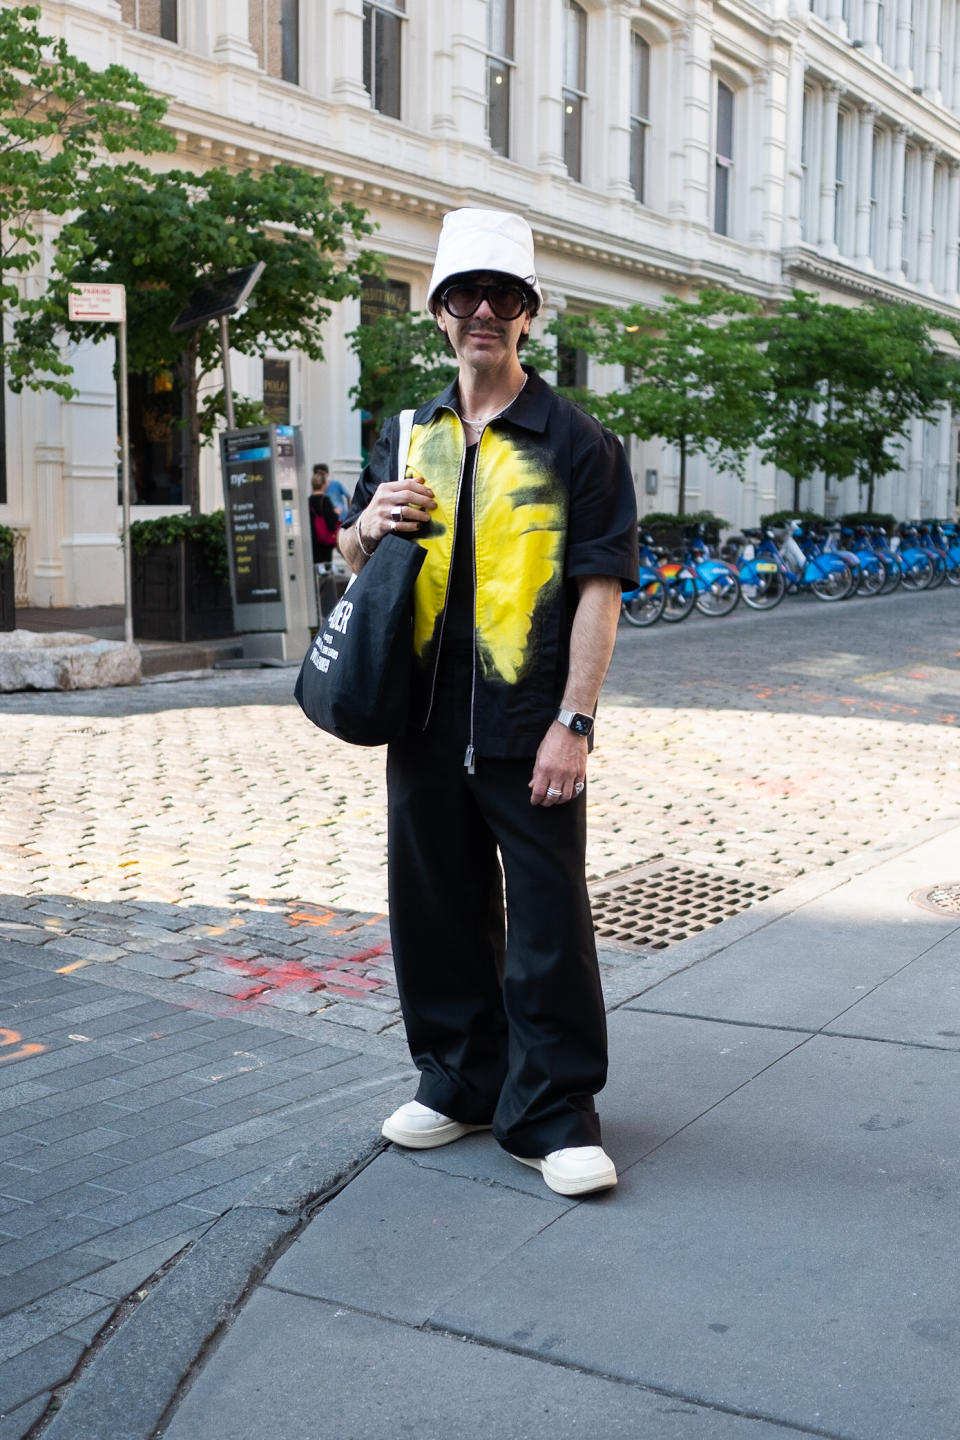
top-left (440, 442), bottom-right (477, 660)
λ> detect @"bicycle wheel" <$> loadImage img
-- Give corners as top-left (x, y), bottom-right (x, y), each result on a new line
top-left (739, 560), bottom-right (786, 611)
top-left (808, 558), bottom-right (855, 601)
top-left (660, 564), bottom-right (697, 623)
top-left (855, 553), bottom-right (886, 597)
top-left (926, 554), bottom-right (948, 591)
top-left (944, 548), bottom-right (960, 587)
top-left (899, 552), bottom-right (934, 591)
top-left (878, 554), bottom-right (902, 594)
top-left (694, 567), bottom-right (741, 617)
top-left (621, 581), bottom-right (665, 627)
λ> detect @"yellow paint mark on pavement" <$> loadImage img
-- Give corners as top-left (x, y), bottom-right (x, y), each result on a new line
top-left (56, 960), bottom-right (88, 974)
top-left (0, 1027), bottom-right (45, 1063)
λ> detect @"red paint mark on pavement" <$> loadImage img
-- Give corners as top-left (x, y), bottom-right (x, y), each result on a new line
top-left (218, 943), bottom-right (393, 1004)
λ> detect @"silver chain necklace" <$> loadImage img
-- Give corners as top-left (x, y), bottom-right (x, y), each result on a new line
top-left (460, 374), bottom-right (528, 428)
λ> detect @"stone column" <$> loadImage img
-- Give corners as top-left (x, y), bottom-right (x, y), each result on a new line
top-left (945, 163), bottom-right (960, 300)
top-left (826, 0), bottom-right (846, 33)
top-left (886, 125), bottom-right (907, 277)
top-left (211, 0), bottom-right (258, 67)
top-left (681, 4), bottom-right (716, 227)
top-left (895, 0), bottom-right (914, 79)
top-left (447, 0), bottom-right (487, 145)
top-left (605, 2), bottom-right (636, 198)
top-left (330, 0), bottom-right (369, 102)
top-left (534, 0), bottom-right (566, 176)
top-left (924, 0), bottom-right (943, 102)
top-left (862, 0), bottom-right (882, 52)
top-left (32, 443), bottom-right (66, 607)
top-left (818, 84), bottom-right (840, 249)
top-left (953, 0), bottom-right (960, 115)
top-left (916, 145), bottom-right (936, 287)
top-left (854, 106), bottom-right (876, 264)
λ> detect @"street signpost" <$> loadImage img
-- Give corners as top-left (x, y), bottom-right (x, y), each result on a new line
top-left (68, 283), bottom-right (132, 643)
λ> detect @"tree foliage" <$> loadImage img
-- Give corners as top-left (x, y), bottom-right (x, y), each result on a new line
top-left (10, 162), bottom-right (379, 508)
top-left (550, 290), bottom-right (765, 514)
top-left (1, 3), bottom-right (172, 321)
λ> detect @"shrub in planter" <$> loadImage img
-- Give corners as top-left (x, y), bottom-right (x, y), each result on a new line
top-left (130, 511), bottom-right (234, 642)
top-left (837, 511), bottom-right (898, 535)
top-left (640, 509), bottom-right (730, 550)
top-left (758, 509), bottom-right (825, 533)
top-left (0, 525), bottom-right (15, 633)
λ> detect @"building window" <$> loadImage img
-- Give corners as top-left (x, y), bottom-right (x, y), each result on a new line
top-left (630, 33), bottom-right (650, 203)
top-left (120, 0), bottom-right (177, 41)
top-left (487, 0), bottom-right (514, 157)
top-left (714, 80), bottom-right (734, 235)
top-left (249, 0), bottom-right (299, 83)
top-left (562, 0), bottom-right (587, 182)
top-left (557, 340), bottom-right (588, 390)
top-left (834, 109), bottom-right (847, 249)
top-left (363, 0), bottom-right (405, 119)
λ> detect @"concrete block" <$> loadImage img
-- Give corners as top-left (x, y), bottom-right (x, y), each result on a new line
top-left (0, 631), bottom-right (140, 692)
top-left (0, 1334), bottom-right (84, 1417)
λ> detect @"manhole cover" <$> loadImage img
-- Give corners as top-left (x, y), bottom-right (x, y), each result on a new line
top-left (910, 883), bottom-right (960, 916)
top-left (590, 860), bottom-right (777, 950)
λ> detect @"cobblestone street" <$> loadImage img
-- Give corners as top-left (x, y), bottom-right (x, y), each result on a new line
top-left (1, 587), bottom-right (959, 1434)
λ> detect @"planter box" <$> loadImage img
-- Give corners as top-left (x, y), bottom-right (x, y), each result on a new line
top-left (132, 538), bottom-right (234, 642)
top-left (0, 554), bottom-right (14, 633)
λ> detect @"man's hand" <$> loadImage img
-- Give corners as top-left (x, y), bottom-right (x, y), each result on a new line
top-left (363, 475), bottom-right (436, 545)
top-left (529, 723), bottom-right (588, 807)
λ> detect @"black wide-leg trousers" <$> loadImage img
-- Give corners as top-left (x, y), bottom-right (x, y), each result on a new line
top-left (385, 675), bottom-right (607, 1158)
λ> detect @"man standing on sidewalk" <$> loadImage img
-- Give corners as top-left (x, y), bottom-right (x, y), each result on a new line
top-left (338, 209), bottom-right (637, 1196)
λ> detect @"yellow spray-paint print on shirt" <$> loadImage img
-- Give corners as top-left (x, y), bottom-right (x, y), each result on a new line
top-left (405, 413), bottom-right (565, 684)
top-left (474, 429), bottom-right (564, 685)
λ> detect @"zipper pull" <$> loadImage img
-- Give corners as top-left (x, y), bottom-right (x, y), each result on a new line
top-left (463, 744), bottom-right (476, 774)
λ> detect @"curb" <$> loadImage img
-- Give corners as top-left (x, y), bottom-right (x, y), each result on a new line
top-left (37, 1083), bottom-right (410, 1440)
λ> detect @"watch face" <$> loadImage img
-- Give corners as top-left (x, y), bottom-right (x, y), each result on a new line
top-left (571, 714), bottom-right (593, 736)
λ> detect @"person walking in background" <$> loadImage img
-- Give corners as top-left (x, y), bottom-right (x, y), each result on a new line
top-left (314, 462), bottom-right (350, 523)
top-left (308, 467), bottom-right (340, 566)
top-left (338, 209), bottom-right (637, 1197)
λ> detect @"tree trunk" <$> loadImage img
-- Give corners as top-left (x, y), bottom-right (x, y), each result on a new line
top-left (867, 472), bottom-right (876, 514)
top-left (793, 473), bottom-right (801, 511)
top-left (677, 436), bottom-right (687, 516)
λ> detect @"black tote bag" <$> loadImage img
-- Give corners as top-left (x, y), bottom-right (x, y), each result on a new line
top-left (294, 532), bottom-right (425, 745)
top-left (294, 409), bottom-right (425, 746)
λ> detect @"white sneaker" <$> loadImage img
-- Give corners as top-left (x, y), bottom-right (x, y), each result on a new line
top-left (512, 1146), bottom-right (617, 1196)
top-left (381, 1100), bottom-right (492, 1150)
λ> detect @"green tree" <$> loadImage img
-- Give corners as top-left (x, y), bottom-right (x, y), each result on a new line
top-left (348, 308), bottom-right (558, 425)
top-left (1, 3), bottom-right (172, 370)
top-left (10, 162), bottom-right (378, 509)
top-left (756, 291), bottom-right (874, 512)
top-left (830, 301), bottom-right (960, 514)
top-left (551, 289), bottom-right (765, 515)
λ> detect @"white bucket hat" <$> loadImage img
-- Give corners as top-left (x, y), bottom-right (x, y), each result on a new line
top-left (427, 208), bottom-right (542, 312)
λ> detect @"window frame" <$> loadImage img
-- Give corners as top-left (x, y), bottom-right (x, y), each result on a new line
top-left (486, 0), bottom-right (515, 158)
top-left (249, 0), bottom-right (300, 85)
top-left (629, 31), bottom-right (651, 204)
top-left (713, 78), bottom-right (735, 236)
top-left (363, 0), bottom-right (406, 120)
top-left (121, 0), bottom-right (178, 42)
top-left (562, 0), bottom-right (587, 183)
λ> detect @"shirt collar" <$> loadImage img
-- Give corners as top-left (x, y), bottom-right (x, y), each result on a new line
top-left (414, 366), bottom-right (551, 435)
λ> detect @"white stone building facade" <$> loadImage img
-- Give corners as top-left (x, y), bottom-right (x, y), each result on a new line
top-left (2, 0), bottom-right (959, 606)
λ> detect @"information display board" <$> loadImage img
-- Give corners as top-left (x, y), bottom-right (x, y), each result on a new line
top-left (221, 427), bottom-right (285, 632)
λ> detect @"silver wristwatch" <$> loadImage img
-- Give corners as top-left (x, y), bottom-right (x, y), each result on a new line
top-left (555, 708), bottom-right (594, 738)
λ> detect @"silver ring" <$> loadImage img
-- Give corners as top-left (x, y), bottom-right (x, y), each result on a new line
top-left (546, 787), bottom-right (563, 798)
top-left (391, 505), bottom-right (403, 523)
top-left (391, 521), bottom-right (398, 533)
top-left (574, 781), bottom-right (585, 796)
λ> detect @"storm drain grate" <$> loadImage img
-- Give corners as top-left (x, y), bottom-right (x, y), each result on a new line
top-left (910, 882), bottom-right (960, 916)
top-left (589, 860), bottom-right (777, 950)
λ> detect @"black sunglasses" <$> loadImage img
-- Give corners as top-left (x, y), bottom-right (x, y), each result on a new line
top-left (439, 281), bottom-right (530, 321)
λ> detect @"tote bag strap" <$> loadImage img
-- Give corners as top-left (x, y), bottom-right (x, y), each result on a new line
top-left (397, 409), bottom-right (415, 485)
